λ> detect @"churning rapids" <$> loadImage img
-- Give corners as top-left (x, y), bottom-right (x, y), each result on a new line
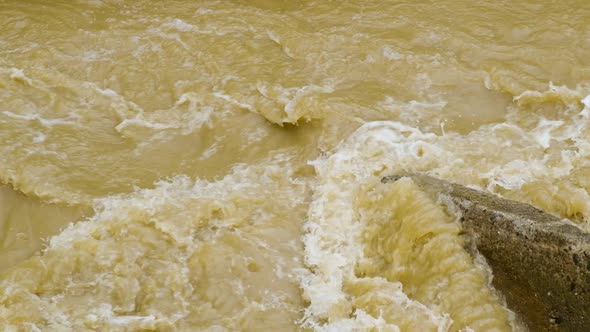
top-left (1, 1), bottom-right (589, 331)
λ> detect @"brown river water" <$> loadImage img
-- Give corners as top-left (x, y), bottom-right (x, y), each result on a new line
top-left (1, 0), bottom-right (589, 330)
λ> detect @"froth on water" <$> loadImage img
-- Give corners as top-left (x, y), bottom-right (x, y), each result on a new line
top-left (0, 0), bottom-right (589, 330)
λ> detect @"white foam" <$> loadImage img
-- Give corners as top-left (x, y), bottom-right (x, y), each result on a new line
top-left (581, 95), bottom-right (590, 119)
top-left (199, 142), bottom-right (219, 160)
top-left (301, 121), bottom-right (452, 330)
top-left (213, 92), bottom-right (256, 112)
top-left (513, 82), bottom-right (585, 105)
top-left (532, 118), bottom-right (563, 148)
top-left (115, 92), bottom-right (215, 137)
top-left (383, 46), bottom-right (403, 60)
top-left (161, 18), bottom-right (225, 36)
top-left (6, 68), bottom-right (33, 85)
top-left (32, 132), bottom-right (46, 143)
top-left (165, 19), bottom-right (195, 32)
top-left (1, 111), bottom-right (79, 128)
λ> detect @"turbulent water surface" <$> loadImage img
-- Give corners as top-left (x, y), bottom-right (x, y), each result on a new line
top-left (1, 0), bottom-right (590, 330)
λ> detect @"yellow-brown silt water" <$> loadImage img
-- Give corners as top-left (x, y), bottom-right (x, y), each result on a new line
top-left (1, 1), bottom-right (589, 331)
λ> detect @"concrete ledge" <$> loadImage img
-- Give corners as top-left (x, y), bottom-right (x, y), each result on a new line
top-left (382, 174), bottom-right (590, 331)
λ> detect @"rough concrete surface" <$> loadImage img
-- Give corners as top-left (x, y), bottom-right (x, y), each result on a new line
top-left (382, 174), bottom-right (590, 332)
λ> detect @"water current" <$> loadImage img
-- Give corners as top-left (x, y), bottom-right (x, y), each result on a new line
top-left (1, 1), bottom-right (589, 330)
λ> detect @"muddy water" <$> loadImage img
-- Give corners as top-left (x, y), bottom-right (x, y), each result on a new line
top-left (0, 0), bottom-right (589, 330)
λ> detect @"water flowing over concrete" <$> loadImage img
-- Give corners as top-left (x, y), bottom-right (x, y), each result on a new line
top-left (384, 174), bottom-right (590, 331)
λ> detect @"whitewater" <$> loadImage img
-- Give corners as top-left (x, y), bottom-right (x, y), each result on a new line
top-left (1, 1), bottom-right (589, 331)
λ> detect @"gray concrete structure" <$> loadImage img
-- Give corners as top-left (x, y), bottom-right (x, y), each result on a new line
top-left (382, 174), bottom-right (590, 331)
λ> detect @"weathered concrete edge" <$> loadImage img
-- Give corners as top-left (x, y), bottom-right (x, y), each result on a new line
top-left (382, 174), bottom-right (590, 332)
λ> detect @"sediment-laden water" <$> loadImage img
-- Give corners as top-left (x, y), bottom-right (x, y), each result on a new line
top-left (1, 1), bottom-right (589, 330)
